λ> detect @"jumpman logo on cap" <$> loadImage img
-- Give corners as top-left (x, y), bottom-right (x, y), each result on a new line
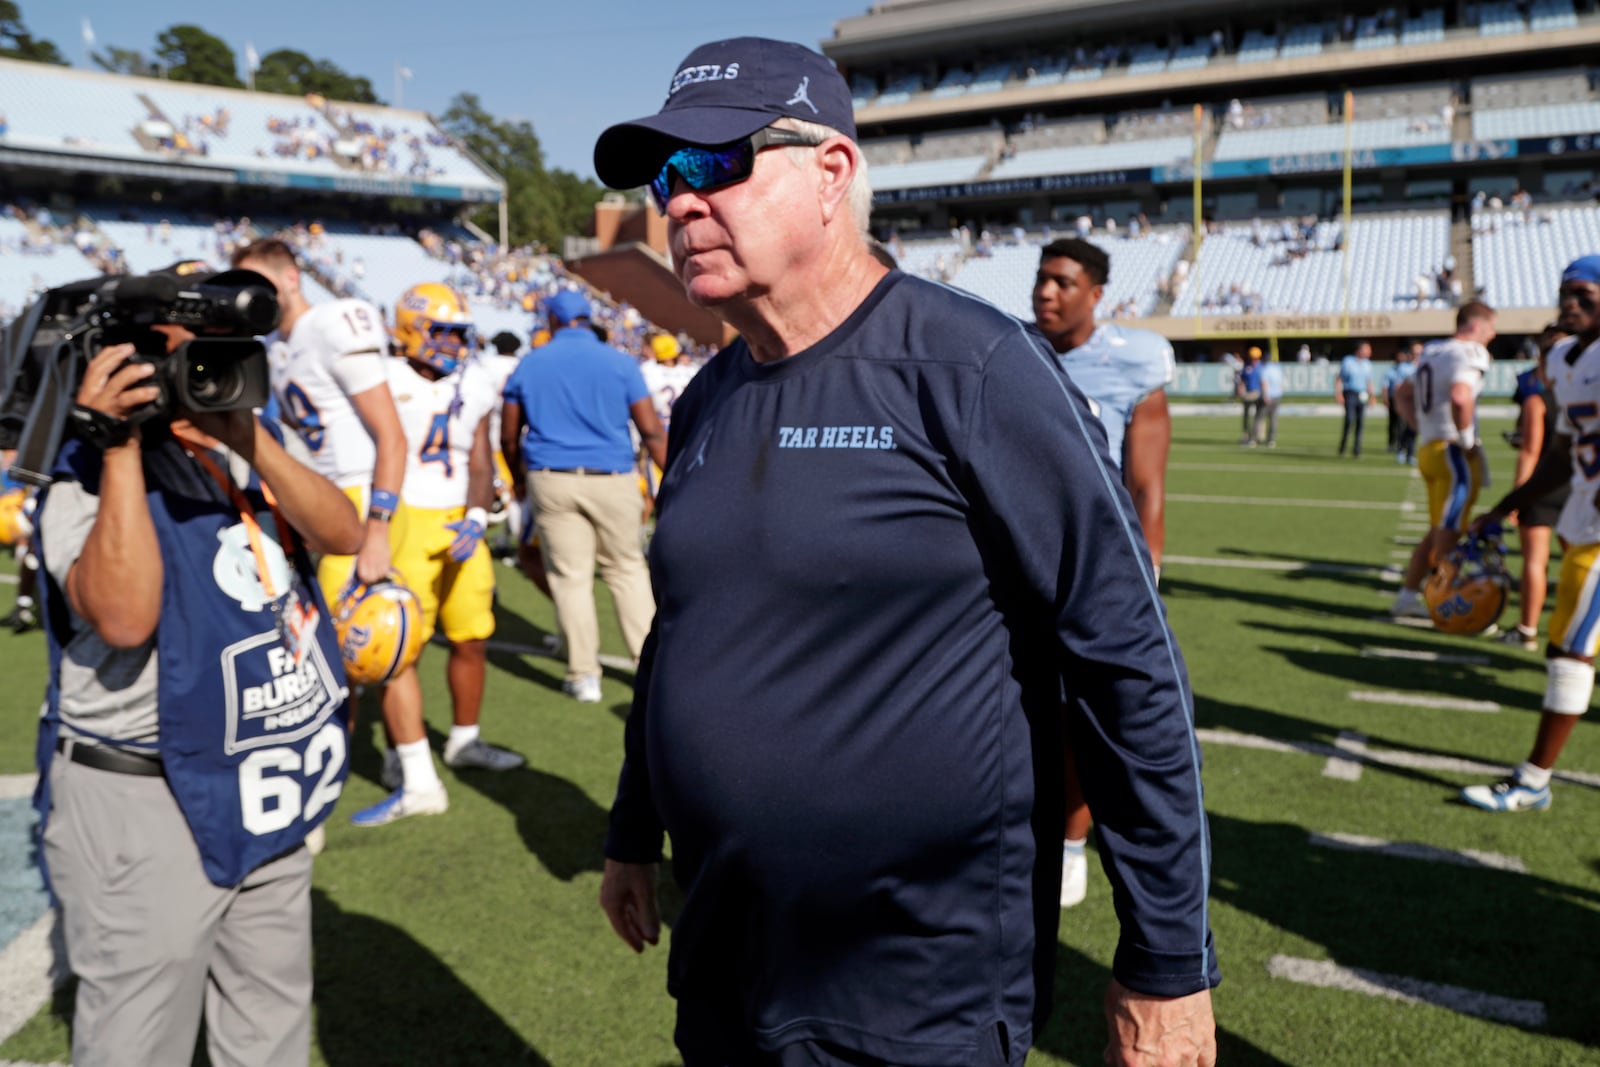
top-left (787, 76), bottom-right (818, 114)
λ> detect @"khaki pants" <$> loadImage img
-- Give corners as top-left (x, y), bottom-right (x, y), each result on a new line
top-left (529, 470), bottom-right (653, 680)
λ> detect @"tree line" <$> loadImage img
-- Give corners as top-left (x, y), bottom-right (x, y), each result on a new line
top-left (0, 2), bottom-right (604, 247)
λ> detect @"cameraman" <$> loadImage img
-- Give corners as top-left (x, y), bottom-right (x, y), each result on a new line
top-left (35, 323), bottom-right (362, 1066)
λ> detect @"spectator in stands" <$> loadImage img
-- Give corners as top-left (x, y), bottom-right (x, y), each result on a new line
top-left (1236, 346), bottom-right (1264, 445)
top-left (1335, 340), bottom-right (1376, 457)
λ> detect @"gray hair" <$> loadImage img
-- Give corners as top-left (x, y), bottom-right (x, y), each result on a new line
top-left (775, 117), bottom-right (873, 234)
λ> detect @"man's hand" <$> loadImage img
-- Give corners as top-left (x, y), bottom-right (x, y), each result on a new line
top-left (599, 859), bottom-right (661, 953)
top-left (1467, 507), bottom-right (1508, 540)
top-left (354, 525), bottom-right (391, 584)
top-left (182, 408), bottom-right (258, 459)
top-left (445, 510), bottom-right (486, 562)
top-left (1103, 981), bottom-right (1216, 1067)
top-left (76, 343), bottom-right (160, 426)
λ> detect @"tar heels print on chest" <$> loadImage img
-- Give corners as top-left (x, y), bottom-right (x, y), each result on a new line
top-left (776, 424), bottom-right (897, 450)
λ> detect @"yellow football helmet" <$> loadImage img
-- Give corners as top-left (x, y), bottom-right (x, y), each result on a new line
top-left (393, 283), bottom-right (475, 374)
top-left (1425, 530), bottom-right (1510, 635)
top-left (332, 578), bottom-right (425, 686)
top-left (0, 490), bottom-right (34, 547)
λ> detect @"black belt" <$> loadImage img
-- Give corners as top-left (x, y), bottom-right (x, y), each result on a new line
top-left (56, 737), bottom-right (164, 777)
top-left (529, 466), bottom-right (624, 476)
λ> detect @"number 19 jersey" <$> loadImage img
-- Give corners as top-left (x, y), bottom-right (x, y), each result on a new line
top-left (1414, 338), bottom-right (1491, 446)
top-left (1550, 335), bottom-right (1600, 546)
top-left (268, 299), bottom-right (389, 489)
top-left (388, 358), bottom-right (499, 510)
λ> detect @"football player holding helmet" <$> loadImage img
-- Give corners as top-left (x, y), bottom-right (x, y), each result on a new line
top-left (1424, 528), bottom-right (1510, 635)
top-left (332, 578), bottom-right (425, 685)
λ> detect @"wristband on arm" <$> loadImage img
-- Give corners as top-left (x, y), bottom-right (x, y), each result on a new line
top-left (368, 488), bottom-right (400, 523)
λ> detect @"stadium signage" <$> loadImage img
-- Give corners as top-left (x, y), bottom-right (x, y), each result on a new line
top-left (1205, 313), bottom-right (1398, 334)
top-left (229, 169), bottom-right (501, 203)
top-left (872, 168), bottom-right (1149, 203)
top-left (1168, 361), bottom-right (1532, 397)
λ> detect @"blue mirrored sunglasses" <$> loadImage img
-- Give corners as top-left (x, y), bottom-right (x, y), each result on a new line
top-left (648, 126), bottom-right (823, 212)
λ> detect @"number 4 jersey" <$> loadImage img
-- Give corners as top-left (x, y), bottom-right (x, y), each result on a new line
top-left (268, 299), bottom-right (391, 490)
top-left (388, 357), bottom-right (500, 509)
top-left (1550, 335), bottom-right (1600, 546)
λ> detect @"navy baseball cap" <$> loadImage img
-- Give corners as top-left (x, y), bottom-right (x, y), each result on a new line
top-left (594, 37), bottom-right (856, 190)
top-left (544, 289), bottom-right (592, 324)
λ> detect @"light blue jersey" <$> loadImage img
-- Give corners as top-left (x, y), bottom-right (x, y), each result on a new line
top-left (1339, 354), bottom-right (1375, 396)
top-left (1054, 323), bottom-right (1175, 468)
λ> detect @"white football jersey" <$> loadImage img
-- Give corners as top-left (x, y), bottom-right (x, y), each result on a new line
top-left (388, 358), bottom-right (499, 510)
top-left (1550, 335), bottom-right (1600, 546)
top-left (269, 299), bottom-right (390, 489)
top-left (639, 361), bottom-right (701, 428)
top-left (1413, 338), bottom-right (1491, 446)
top-left (475, 352), bottom-right (522, 457)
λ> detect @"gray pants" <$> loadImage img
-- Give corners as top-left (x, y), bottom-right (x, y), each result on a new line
top-left (44, 757), bottom-right (313, 1067)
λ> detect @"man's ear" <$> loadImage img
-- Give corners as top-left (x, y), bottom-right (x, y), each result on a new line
top-left (815, 138), bottom-right (859, 226)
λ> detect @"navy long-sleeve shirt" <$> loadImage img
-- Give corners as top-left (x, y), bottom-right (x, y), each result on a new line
top-left (608, 271), bottom-right (1216, 1065)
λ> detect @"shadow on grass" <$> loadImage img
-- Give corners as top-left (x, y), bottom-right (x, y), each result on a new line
top-left (312, 888), bottom-right (551, 1064)
top-left (1033, 942), bottom-right (1288, 1066)
top-left (1163, 576), bottom-right (1384, 621)
top-left (1207, 811), bottom-right (1600, 1048)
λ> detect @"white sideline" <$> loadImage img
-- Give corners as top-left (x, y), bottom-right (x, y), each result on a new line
top-left (0, 775), bottom-right (36, 801)
top-left (1309, 831), bottom-right (1528, 873)
top-left (1323, 731), bottom-right (1367, 780)
top-left (0, 911), bottom-right (67, 1047)
top-left (1266, 955), bottom-right (1546, 1027)
top-left (1360, 647), bottom-right (1490, 666)
top-left (1349, 690), bottom-right (1500, 713)
top-left (0, 575), bottom-right (16, 585)
top-left (1168, 494), bottom-right (1413, 511)
top-left (1196, 728), bottom-right (1600, 788)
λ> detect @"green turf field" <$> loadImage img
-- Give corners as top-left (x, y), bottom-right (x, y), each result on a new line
top-left (3, 414), bottom-right (1598, 1065)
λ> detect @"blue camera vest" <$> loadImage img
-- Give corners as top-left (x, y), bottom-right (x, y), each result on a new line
top-left (36, 426), bottom-right (350, 888)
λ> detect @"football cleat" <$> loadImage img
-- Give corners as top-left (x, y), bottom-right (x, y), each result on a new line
top-left (1424, 528), bottom-right (1510, 635)
top-left (1390, 589), bottom-right (1431, 619)
top-left (1495, 625), bottom-right (1539, 651)
top-left (393, 282), bottom-right (475, 375)
top-left (444, 738), bottom-right (526, 772)
top-left (332, 577), bottom-right (425, 687)
top-left (349, 785), bottom-right (449, 827)
top-left (1460, 775), bottom-right (1552, 812)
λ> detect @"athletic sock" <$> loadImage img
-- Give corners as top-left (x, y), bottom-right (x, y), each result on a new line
top-left (445, 724), bottom-right (480, 757)
top-left (1063, 837), bottom-right (1087, 858)
top-left (1515, 761), bottom-right (1552, 790)
top-left (397, 738), bottom-right (442, 793)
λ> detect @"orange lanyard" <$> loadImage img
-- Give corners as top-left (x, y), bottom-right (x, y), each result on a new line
top-left (171, 428), bottom-right (296, 601)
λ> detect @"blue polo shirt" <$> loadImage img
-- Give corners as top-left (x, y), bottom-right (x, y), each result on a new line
top-left (501, 325), bottom-right (649, 472)
top-left (1339, 355), bottom-right (1374, 395)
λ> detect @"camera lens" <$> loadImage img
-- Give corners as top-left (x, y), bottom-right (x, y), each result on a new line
top-left (187, 357), bottom-right (243, 407)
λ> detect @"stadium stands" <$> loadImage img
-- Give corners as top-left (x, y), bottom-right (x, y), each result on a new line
top-left (0, 214), bottom-right (99, 313)
top-left (1475, 1), bottom-right (1528, 35)
top-left (943, 230), bottom-right (1189, 320)
top-left (1172, 213), bottom-right (1452, 315)
top-left (988, 137), bottom-right (1194, 181)
top-left (1472, 204), bottom-right (1600, 307)
top-left (0, 63), bottom-right (152, 157)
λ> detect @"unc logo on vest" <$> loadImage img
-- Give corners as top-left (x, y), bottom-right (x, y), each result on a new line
top-left (777, 425), bottom-right (896, 450)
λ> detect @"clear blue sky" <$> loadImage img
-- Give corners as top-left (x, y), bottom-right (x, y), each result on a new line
top-left (24, 1), bottom-right (861, 181)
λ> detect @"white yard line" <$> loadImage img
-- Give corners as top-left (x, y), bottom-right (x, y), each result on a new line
top-left (1360, 647), bottom-right (1489, 666)
top-left (1374, 614), bottom-right (1435, 629)
top-left (1349, 690), bottom-right (1500, 713)
top-left (0, 775), bottom-right (36, 801)
top-left (1323, 731), bottom-right (1367, 781)
top-left (1196, 728), bottom-right (1600, 788)
top-left (1266, 955), bottom-right (1545, 1027)
top-left (1309, 831), bottom-right (1528, 873)
top-left (0, 911), bottom-right (66, 1046)
top-left (1169, 462), bottom-right (1415, 477)
top-left (0, 574), bottom-right (16, 585)
top-left (1168, 494), bottom-right (1413, 511)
